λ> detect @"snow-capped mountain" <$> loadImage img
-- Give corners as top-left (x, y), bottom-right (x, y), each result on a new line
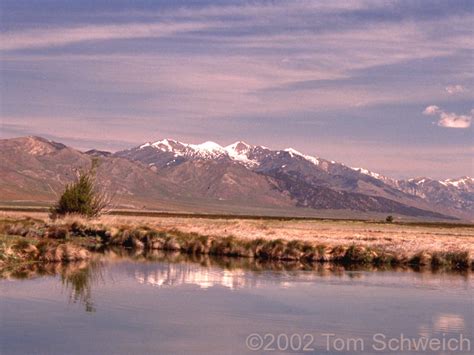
top-left (391, 177), bottom-right (473, 213)
top-left (224, 141), bottom-right (260, 167)
top-left (1, 136), bottom-right (470, 220)
top-left (130, 139), bottom-right (270, 166)
top-left (114, 138), bottom-right (473, 219)
top-left (441, 177), bottom-right (474, 191)
top-left (138, 139), bottom-right (227, 160)
top-left (118, 139), bottom-right (260, 168)
top-left (121, 138), bottom-right (352, 172)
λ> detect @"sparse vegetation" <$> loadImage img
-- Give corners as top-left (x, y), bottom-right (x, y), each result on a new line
top-left (1, 216), bottom-right (472, 272)
top-left (385, 215), bottom-right (394, 223)
top-left (49, 161), bottom-right (110, 219)
top-left (0, 234), bottom-right (90, 274)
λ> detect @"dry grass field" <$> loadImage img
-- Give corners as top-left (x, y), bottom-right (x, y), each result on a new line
top-left (3, 210), bottom-right (473, 259)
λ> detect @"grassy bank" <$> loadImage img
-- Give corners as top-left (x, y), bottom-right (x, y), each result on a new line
top-left (0, 217), bottom-right (93, 273)
top-left (1, 216), bottom-right (472, 272)
top-left (0, 235), bottom-right (91, 271)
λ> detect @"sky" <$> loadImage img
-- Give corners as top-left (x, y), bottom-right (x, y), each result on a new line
top-left (0, 0), bottom-right (473, 179)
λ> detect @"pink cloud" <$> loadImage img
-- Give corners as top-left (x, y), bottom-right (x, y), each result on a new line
top-left (445, 85), bottom-right (465, 95)
top-left (423, 105), bottom-right (440, 115)
top-left (423, 105), bottom-right (472, 128)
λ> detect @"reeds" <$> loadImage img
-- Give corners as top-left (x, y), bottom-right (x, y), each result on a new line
top-left (0, 233), bottom-right (91, 273)
top-left (1, 218), bottom-right (472, 272)
top-left (97, 225), bottom-right (474, 271)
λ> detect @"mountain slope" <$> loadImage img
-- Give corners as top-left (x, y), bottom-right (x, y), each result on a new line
top-left (393, 177), bottom-right (474, 215)
top-left (152, 159), bottom-right (293, 206)
top-left (114, 138), bottom-right (467, 219)
top-left (0, 137), bottom-right (293, 213)
top-left (0, 137), bottom-right (178, 209)
top-left (0, 136), bottom-right (89, 201)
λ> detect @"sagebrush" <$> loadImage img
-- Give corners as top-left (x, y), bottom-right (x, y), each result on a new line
top-left (50, 165), bottom-right (110, 219)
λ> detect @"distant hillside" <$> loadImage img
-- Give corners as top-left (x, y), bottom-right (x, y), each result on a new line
top-left (116, 138), bottom-right (472, 219)
top-left (1, 136), bottom-right (471, 220)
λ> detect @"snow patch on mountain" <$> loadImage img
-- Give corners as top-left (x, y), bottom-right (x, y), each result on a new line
top-left (442, 176), bottom-right (473, 188)
top-left (151, 138), bottom-right (178, 151)
top-left (408, 178), bottom-right (426, 184)
top-left (284, 148), bottom-right (321, 166)
top-left (188, 141), bottom-right (226, 158)
top-left (352, 167), bottom-right (377, 179)
top-left (352, 167), bottom-right (394, 182)
top-left (407, 176), bottom-right (473, 190)
top-left (224, 141), bottom-right (258, 167)
top-left (142, 139), bottom-right (227, 159)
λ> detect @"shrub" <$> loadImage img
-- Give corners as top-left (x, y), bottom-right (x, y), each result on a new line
top-left (50, 164), bottom-right (110, 219)
top-left (385, 215), bottom-right (394, 223)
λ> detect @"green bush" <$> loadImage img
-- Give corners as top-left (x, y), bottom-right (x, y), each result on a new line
top-left (50, 167), bottom-right (109, 219)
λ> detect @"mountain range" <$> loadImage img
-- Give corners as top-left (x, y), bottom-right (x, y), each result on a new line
top-left (1, 136), bottom-right (472, 221)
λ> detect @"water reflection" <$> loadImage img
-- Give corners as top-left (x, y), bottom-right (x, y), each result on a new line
top-left (433, 313), bottom-right (466, 333)
top-left (418, 313), bottom-right (467, 343)
top-left (60, 260), bottom-right (103, 313)
top-left (1, 250), bottom-right (472, 355)
top-left (135, 264), bottom-right (249, 289)
top-left (1, 249), bottom-right (472, 313)
top-left (0, 259), bottom-right (103, 313)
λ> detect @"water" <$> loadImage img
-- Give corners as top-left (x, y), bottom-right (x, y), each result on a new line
top-left (1, 252), bottom-right (472, 354)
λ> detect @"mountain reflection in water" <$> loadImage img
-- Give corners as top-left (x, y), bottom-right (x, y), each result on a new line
top-left (1, 249), bottom-right (471, 311)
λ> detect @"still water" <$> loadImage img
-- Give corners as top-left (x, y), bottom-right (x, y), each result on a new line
top-left (1, 252), bottom-right (472, 354)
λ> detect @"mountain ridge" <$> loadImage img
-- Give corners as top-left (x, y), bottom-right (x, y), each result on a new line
top-left (119, 137), bottom-right (472, 187)
top-left (115, 137), bottom-right (472, 219)
top-left (1, 136), bottom-right (471, 220)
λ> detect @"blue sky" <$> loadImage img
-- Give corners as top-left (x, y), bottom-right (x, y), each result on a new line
top-left (0, 0), bottom-right (472, 178)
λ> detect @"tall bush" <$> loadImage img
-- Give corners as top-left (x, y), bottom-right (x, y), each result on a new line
top-left (50, 164), bottom-right (110, 219)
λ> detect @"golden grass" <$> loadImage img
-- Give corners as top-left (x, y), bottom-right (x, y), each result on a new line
top-left (1, 211), bottom-right (473, 271)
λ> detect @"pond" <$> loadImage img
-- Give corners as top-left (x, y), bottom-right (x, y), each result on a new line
top-left (1, 251), bottom-right (472, 354)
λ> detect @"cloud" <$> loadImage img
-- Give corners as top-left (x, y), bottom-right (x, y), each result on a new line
top-left (423, 105), bottom-right (440, 115)
top-left (445, 85), bottom-right (465, 95)
top-left (0, 1), bottom-right (386, 52)
top-left (0, 22), bottom-right (216, 51)
top-left (423, 105), bottom-right (472, 128)
top-left (438, 112), bottom-right (472, 128)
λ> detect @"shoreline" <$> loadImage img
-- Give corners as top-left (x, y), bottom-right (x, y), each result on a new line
top-left (1, 215), bottom-right (473, 273)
